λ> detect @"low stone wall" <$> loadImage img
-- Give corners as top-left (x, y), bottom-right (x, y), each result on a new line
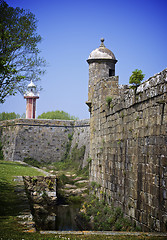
top-left (23, 176), bottom-right (57, 230)
top-left (0, 119), bottom-right (90, 167)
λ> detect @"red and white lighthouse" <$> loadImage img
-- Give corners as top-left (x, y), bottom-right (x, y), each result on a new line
top-left (24, 81), bottom-right (39, 119)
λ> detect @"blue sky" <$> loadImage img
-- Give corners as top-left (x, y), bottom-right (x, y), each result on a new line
top-left (1, 0), bottom-right (167, 119)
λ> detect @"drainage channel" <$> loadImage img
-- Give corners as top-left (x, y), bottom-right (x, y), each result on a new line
top-left (23, 176), bottom-right (81, 231)
top-left (49, 203), bottom-right (80, 231)
top-left (15, 176), bottom-right (167, 237)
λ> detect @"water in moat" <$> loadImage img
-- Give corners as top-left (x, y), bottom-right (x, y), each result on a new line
top-left (38, 203), bottom-right (81, 231)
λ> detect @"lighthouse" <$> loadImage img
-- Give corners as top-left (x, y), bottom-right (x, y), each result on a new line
top-left (24, 80), bottom-right (39, 119)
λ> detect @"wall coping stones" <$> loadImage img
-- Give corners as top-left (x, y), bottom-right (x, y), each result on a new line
top-left (0, 118), bottom-right (90, 128)
top-left (104, 68), bottom-right (167, 116)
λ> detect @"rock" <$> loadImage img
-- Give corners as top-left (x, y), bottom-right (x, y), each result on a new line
top-left (63, 187), bottom-right (87, 195)
top-left (51, 197), bottom-right (57, 201)
top-left (63, 184), bottom-right (77, 189)
top-left (24, 228), bottom-right (36, 233)
top-left (73, 177), bottom-right (83, 181)
top-left (33, 195), bottom-right (43, 204)
top-left (33, 204), bottom-right (41, 210)
top-left (75, 180), bottom-right (89, 184)
top-left (81, 193), bottom-right (88, 198)
top-left (63, 189), bottom-right (74, 194)
top-left (34, 206), bottom-right (48, 215)
top-left (47, 191), bottom-right (56, 197)
top-left (65, 174), bottom-right (71, 177)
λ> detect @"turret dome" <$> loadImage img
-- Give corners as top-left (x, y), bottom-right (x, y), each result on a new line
top-left (87, 38), bottom-right (116, 61)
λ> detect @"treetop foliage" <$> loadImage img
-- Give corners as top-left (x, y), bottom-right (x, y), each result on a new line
top-left (0, 0), bottom-right (46, 103)
top-left (0, 111), bottom-right (25, 120)
top-left (129, 69), bottom-right (145, 88)
top-left (37, 110), bottom-right (79, 120)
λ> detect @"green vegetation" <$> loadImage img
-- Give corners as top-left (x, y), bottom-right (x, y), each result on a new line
top-left (121, 112), bottom-right (124, 118)
top-left (106, 96), bottom-right (113, 108)
top-left (0, 160), bottom-right (166, 239)
top-left (46, 179), bottom-right (54, 190)
top-left (106, 96), bottom-right (112, 104)
top-left (58, 173), bottom-right (74, 187)
top-left (77, 163), bottom-right (89, 177)
top-left (38, 110), bottom-right (78, 120)
top-left (24, 157), bottom-right (43, 168)
top-left (70, 143), bottom-right (86, 163)
top-left (79, 194), bottom-right (136, 231)
top-left (53, 132), bottom-right (87, 176)
top-left (0, 161), bottom-right (43, 218)
top-left (0, 1), bottom-right (45, 103)
top-left (0, 160), bottom-right (45, 184)
top-left (0, 160), bottom-right (44, 238)
top-left (129, 69), bottom-right (145, 89)
top-left (90, 181), bottom-right (101, 189)
top-left (0, 112), bottom-right (25, 120)
top-left (60, 133), bottom-right (73, 162)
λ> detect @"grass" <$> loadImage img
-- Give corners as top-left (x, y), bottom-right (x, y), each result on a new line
top-left (0, 160), bottom-right (45, 216)
top-left (0, 160), bottom-right (166, 240)
top-left (0, 160), bottom-right (45, 180)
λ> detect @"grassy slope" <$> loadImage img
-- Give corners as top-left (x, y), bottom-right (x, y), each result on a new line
top-left (0, 160), bottom-right (166, 240)
top-left (0, 161), bottom-right (45, 216)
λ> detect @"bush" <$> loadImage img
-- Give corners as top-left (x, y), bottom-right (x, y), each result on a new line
top-left (78, 195), bottom-right (135, 231)
top-left (129, 69), bottom-right (145, 89)
top-left (0, 112), bottom-right (25, 120)
top-left (106, 96), bottom-right (113, 108)
top-left (24, 157), bottom-right (41, 168)
top-left (38, 110), bottom-right (78, 120)
top-left (106, 96), bottom-right (112, 104)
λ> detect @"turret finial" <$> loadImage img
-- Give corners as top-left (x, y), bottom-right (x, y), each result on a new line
top-left (100, 38), bottom-right (105, 47)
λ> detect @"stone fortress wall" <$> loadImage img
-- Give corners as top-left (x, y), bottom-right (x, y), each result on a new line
top-left (0, 119), bottom-right (90, 168)
top-left (0, 38), bottom-right (167, 232)
top-left (89, 68), bottom-right (167, 232)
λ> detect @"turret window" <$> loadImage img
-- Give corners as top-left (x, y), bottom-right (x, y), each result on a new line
top-left (109, 69), bottom-right (115, 77)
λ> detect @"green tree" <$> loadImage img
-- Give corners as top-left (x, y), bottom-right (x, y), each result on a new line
top-left (129, 69), bottom-right (145, 89)
top-left (0, 0), bottom-right (45, 103)
top-left (38, 110), bottom-right (78, 120)
top-left (0, 112), bottom-right (25, 120)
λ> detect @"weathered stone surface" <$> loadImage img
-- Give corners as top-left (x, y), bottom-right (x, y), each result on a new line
top-left (0, 55), bottom-right (166, 232)
top-left (88, 68), bottom-right (167, 232)
top-left (0, 119), bottom-right (90, 168)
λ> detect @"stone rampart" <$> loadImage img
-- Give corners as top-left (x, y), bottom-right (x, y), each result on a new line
top-left (0, 119), bottom-right (90, 167)
top-left (1, 66), bottom-right (167, 232)
top-left (89, 68), bottom-right (167, 231)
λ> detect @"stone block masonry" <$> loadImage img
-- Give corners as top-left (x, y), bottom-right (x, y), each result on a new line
top-left (89, 68), bottom-right (167, 232)
top-left (0, 119), bottom-right (90, 167)
top-left (0, 65), bottom-right (167, 232)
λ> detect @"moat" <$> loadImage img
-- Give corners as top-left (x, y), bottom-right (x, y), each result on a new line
top-left (40, 203), bottom-right (80, 231)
